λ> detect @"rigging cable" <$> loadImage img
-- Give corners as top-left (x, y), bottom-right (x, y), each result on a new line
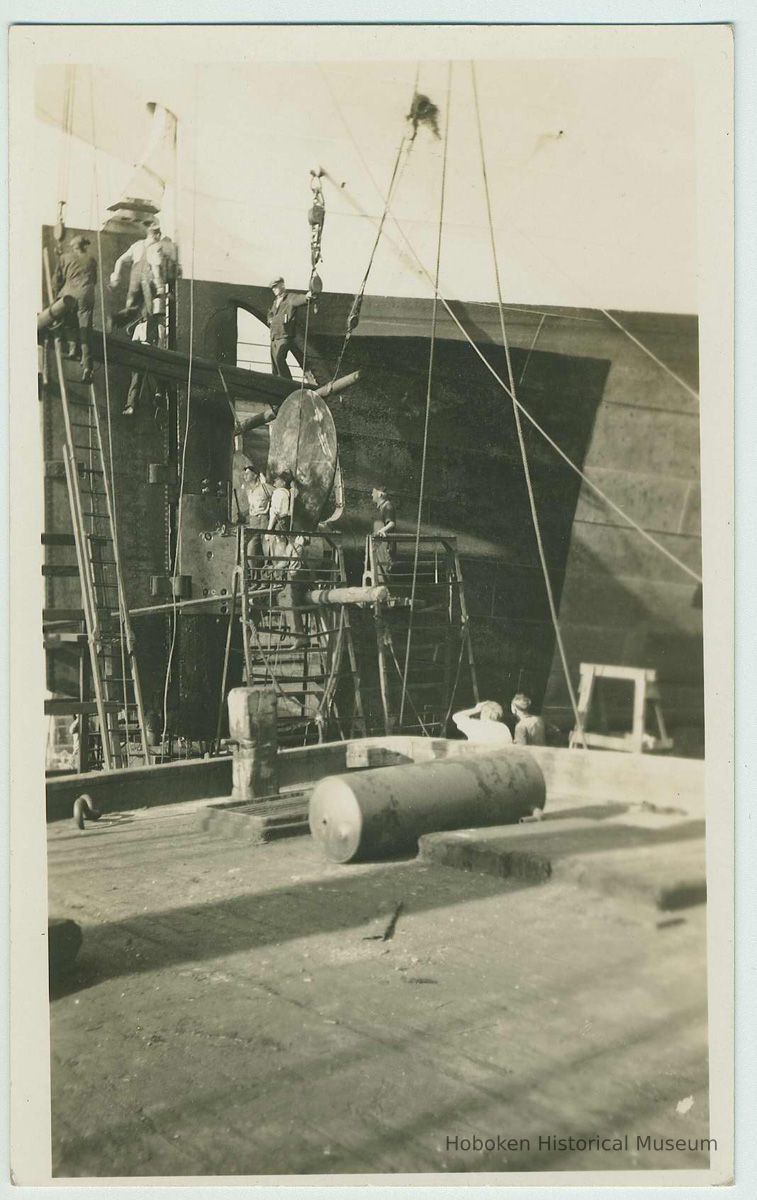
top-left (88, 68), bottom-right (134, 762)
top-left (319, 65), bottom-right (419, 382)
top-left (161, 72), bottom-right (199, 756)
top-left (471, 61), bottom-right (586, 746)
top-left (399, 60), bottom-right (452, 727)
top-left (323, 81), bottom-right (702, 587)
top-left (57, 66), bottom-right (76, 239)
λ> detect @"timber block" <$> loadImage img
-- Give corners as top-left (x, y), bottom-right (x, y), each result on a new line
top-left (199, 791), bottom-right (311, 844)
top-left (418, 813), bottom-right (706, 909)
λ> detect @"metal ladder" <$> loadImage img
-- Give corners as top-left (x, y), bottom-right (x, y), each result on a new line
top-left (241, 533), bottom-right (365, 745)
top-left (363, 533), bottom-right (479, 735)
top-left (44, 255), bottom-right (150, 769)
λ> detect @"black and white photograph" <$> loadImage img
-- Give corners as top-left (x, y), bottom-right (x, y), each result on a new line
top-left (9, 21), bottom-right (734, 1186)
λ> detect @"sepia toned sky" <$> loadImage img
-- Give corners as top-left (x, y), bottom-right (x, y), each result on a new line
top-left (33, 39), bottom-right (698, 313)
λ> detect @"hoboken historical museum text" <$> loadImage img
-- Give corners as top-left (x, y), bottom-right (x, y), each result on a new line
top-left (445, 1134), bottom-right (716, 1154)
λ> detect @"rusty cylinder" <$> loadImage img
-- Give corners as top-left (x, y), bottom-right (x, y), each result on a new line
top-left (308, 749), bottom-right (546, 863)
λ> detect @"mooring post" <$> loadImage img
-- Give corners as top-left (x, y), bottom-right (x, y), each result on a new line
top-left (228, 687), bottom-right (279, 801)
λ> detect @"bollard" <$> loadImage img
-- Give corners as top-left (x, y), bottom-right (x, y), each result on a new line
top-left (228, 687), bottom-right (278, 801)
top-left (309, 749), bottom-right (546, 863)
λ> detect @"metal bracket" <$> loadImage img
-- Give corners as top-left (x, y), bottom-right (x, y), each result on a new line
top-left (150, 574), bottom-right (192, 600)
top-left (148, 463), bottom-right (178, 486)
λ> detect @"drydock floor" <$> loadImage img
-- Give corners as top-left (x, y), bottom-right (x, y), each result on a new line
top-left (48, 796), bottom-right (709, 1178)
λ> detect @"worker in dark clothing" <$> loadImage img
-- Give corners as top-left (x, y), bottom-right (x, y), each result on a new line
top-left (54, 234), bottom-right (98, 383)
top-left (122, 312), bottom-right (159, 416)
top-left (266, 277), bottom-right (312, 379)
top-left (371, 485), bottom-right (397, 582)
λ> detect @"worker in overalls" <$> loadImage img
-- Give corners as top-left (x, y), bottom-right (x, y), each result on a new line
top-left (280, 533), bottom-right (309, 649)
top-left (241, 465), bottom-right (272, 581)
top-left (266, 277), bottom-right (312, 380)
top-left (267, 472), bottom-right (293, 577)
top-left (54, 234), bottom-right (98, 383)
top-left (371, 485), bottom-right (397, 582)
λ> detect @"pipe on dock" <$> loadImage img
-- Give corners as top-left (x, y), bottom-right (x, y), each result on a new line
top-left (309, 749), bottom-right (546, 863)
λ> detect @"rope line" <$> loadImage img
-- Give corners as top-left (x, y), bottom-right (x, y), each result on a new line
top-left (161, 72), bottom-right (199, 755)
top-left (58, 66), bottom-right (76, 223)
top-left (599, 309), bottom-right (699, 401)
top-left (291, 293), bottom-right (314, 530)
top-left (320, 64), bottom-right (418, 382)
top-left (89, 69), bottom-right (133, 762)
top-left (384, 208), bottom-right (703, 586)
top-left (324, 82), bottom-right (702, 587)
top-left (399, 60), bottom-right (452, 727)
top-left (331, 133), bottom-right (410, 381)
top-left (471, 61), bottom-right (586, 745)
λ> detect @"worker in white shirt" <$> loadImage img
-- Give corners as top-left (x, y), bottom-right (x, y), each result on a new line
top-left (110, 221), bottom-right (178, 329)
top-left (241, 466), bottom-right (273, 579)
top-left (452, 700), bottom-right (513, 746)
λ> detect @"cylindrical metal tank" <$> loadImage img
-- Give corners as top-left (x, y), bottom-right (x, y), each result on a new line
top-left (309, 749), bottom-right (546, 862)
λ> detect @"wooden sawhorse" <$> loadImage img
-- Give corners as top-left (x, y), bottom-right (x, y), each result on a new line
top-left (569, 663), bottom-right (674, 753)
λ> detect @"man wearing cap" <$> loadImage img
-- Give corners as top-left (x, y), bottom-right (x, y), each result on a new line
top-left (371, 485), bottom-right (397, 582)
top-left (54, 234), bottom-right (98, 383)
top-left (452, 700), bottom-right (513, 746)
top-left (241, 465), bottom-right (273, 579)
top-left (511, 693), bottom-right (546, 746)
top-left (110, 221), bottom-right (179, 330)
top-left (267, 471), bottom-right (293, 576)
top-left (266, 277), bottom-right (312, 379)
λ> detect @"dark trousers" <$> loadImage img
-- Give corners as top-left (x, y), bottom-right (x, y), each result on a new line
top-left (125, 371), bottom-right (147, 411)
top-left (271, 339), bottom-right (293, 380)
top-left (245, 530), bottom-right (267, 579)
top-left (61, 301), bottom-right (94, 372)
top-left (374, 541), bottom-right (394, 583)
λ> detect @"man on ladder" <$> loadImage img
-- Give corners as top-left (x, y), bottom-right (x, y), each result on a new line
top-left (54, 234), bottom-right (97, 383)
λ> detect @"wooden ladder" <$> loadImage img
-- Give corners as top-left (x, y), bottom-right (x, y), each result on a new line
top-left (44, 255), bottom-right (150, 770)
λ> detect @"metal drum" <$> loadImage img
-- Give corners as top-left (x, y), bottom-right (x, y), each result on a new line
top-left (309, 749), bottom-right (546, 862)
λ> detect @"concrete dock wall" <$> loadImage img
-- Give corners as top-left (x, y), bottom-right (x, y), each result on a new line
top-left (47, 737), bottom-right (704, 823)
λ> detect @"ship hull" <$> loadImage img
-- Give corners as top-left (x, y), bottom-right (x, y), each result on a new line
top-left (186, 279), bottom-right (703, 751)
top-left (41, 224), bottom-right (702, 754)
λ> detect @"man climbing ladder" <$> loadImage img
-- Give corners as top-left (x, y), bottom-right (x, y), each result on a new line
top-left (54, 233), bottom-right (97, 384)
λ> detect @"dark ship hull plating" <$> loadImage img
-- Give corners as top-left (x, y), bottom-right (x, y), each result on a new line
top-left (42, 227), bottom-right (703, 754)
